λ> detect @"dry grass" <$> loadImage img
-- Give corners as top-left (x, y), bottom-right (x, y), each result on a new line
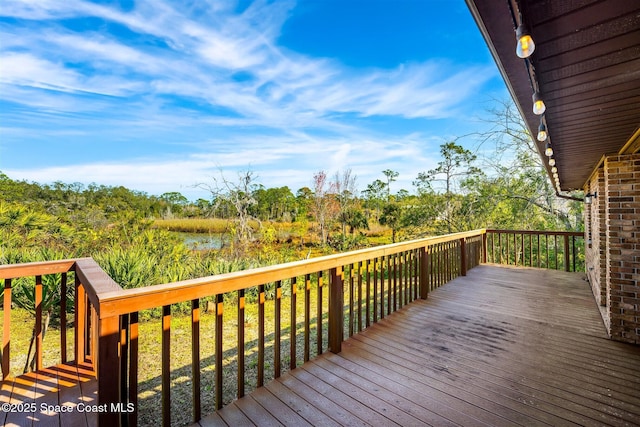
top-left (153, 218), bottom-right (238, 234)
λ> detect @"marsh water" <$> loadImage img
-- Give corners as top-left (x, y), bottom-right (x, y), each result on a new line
top-left (176, 232), bottom-right (225, 250)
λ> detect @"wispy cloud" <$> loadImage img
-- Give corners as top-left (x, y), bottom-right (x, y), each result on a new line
top-left (0, 0), bottom-right (498, 196)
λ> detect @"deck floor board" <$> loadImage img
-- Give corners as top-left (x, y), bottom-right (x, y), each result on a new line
top-left (197, 265), bottom-right (640, 427)
top-left (0, 362), bottom-right (96, 427)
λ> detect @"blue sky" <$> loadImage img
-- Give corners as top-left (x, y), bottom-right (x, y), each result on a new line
top-left (0, 0), bottom-right (508, 200)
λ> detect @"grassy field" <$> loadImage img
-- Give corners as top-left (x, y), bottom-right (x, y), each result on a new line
top-left (153, 217), bottom-right (393, 245)
top-left (153, 218), bottom-right (294, 234)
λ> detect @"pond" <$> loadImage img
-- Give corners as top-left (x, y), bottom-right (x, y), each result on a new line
top-left (175, 232), bottom-right (225, 250)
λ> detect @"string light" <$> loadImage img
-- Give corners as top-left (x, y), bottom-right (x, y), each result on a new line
top-left (537, 120), bottom-right (547, 141)
top-left (532, 92), bottom-right (546, 115)
top-left (512, 13), bottom-right (562, 193)
top-left (515, 24), bottom-right (535, 58)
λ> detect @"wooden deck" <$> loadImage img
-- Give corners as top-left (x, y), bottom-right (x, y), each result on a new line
top-left (0, 362), bottom-right (97, 427)
top-left (196, 265), bottom-right (640, 427)
top-left (3, 264), bottom-right (640, 426)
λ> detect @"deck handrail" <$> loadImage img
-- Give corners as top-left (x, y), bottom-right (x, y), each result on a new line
top-left (97, 229), bottom-right (484, 317)
top-left (1, 228), bottom-right (585, 426)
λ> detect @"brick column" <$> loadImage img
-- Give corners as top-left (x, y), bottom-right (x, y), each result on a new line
top-left (604, 153), bottom-right (640, 344)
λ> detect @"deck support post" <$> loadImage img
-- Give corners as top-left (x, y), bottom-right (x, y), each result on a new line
top-left (98, 315), bottom-right (121, 427)
top-left (328, 266), bottom-right (344, 354)
top-left (74, 275), bottom-right (87, 365)
top-left (419, 247), bottom-right (429, 299)
top-left (460, 238), bottom-right (467, 277)
top-left (482, 232), bottom-right (488, 263)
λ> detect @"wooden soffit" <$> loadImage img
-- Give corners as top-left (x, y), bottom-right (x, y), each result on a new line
top-left (466, 0), bottom-right (640, 191)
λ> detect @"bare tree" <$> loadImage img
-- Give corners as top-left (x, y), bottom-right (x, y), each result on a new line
top-left (333, 169), bottom-right (357, 236)
top-left (198, 169), bottom-right (259, 252)
top-left (311, 171), bottom-right (337, 245)
top-left (473, 99), bottom-right (579, 229)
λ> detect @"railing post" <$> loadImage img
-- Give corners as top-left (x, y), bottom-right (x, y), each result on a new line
top-left (98, 315), bottom-right (121, 426)
top-left (75, 275), bottom-right (87, 365)
top-left (460, 238), bottom-right (467, 277)
top-left (328, 266), bottom-right (344, 354)
top-left (564, 234), bottom-right (570, 272)
top-left (420, 247), bottom-right (429, 299)
top-left (482, 232), bottom-right (488, 263)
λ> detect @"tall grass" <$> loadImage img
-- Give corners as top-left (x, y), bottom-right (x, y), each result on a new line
top-left (153, 218), bottom-right (238, 234)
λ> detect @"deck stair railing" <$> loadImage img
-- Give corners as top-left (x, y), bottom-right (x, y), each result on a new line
top-left (0, 228), bottom-right (584, 426)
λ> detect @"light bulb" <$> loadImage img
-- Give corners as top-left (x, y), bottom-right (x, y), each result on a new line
top-left (533, 92), bottom-right (546, 115)
top-left (545, 142), bottom-right (553, 157)
top-left (549, 158), bottom-right (556, 166)
top-left (516, 25), bottom-right (535, 58)
top-left (537, 122), bottom-right (547, 141)
top-left (551, 166), bottom-right (557, 174)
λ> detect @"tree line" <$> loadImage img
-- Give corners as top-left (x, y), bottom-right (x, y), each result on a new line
top-left (1, 101), bottom-right (583, 260)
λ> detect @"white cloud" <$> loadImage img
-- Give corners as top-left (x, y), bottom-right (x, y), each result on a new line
top-left (0, 0), bottom-right (499, 196)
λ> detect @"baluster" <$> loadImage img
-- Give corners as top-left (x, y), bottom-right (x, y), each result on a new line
top-left (290, 277), bottom-right (297, 370)
top-left (348, 264), bottom-right (354, 337)
top-left (162, 305), bottom-right (171, 425)
top-left (317, 271), bottom-right (323, 354)
top-left (380, 257), bottom-right (386, 319)
top-left (357, 261), bottom-right (363, 332)
top-left (215, 294), bottom-right (224, 409)
top-left (35, 275), bottom-right (43, 370)
top-left (192, 300), bottom-right (201, 419)
top-left (564, 234), bottom-right (570, 272)
top-left (365, 259), bottom-right (371, 328)
top-left (386, 255), bottom-right (392, 315)
top-left (236, 291), bottom-right (244, 398)
top-left (3, 278), bottom-right (11, 379)
top-left (572, 236), bottom-right (577, 272)
top-left (304, 274), bottom-right (310, 362)
top-left (373, 257), bottom-right (380, 323)
top-left (274, 280), bottom-right (282, 379)
top-left (393, 254), bottom-right (398, 311)
top-left (60, 272), bottom-right (67, 364)
top-left (258, 284), bottom-right (265, 386)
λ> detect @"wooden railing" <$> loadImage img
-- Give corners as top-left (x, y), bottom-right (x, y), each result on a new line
top-left (0, 228), bottom-right (584, 426)
top-left (0, 258), bottom-right (120, 380)
top-left (485, 229), bottom-right (584, 272)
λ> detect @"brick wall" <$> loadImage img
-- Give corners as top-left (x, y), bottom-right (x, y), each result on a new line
top-left (604, 153), bottom-right (640, 344)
